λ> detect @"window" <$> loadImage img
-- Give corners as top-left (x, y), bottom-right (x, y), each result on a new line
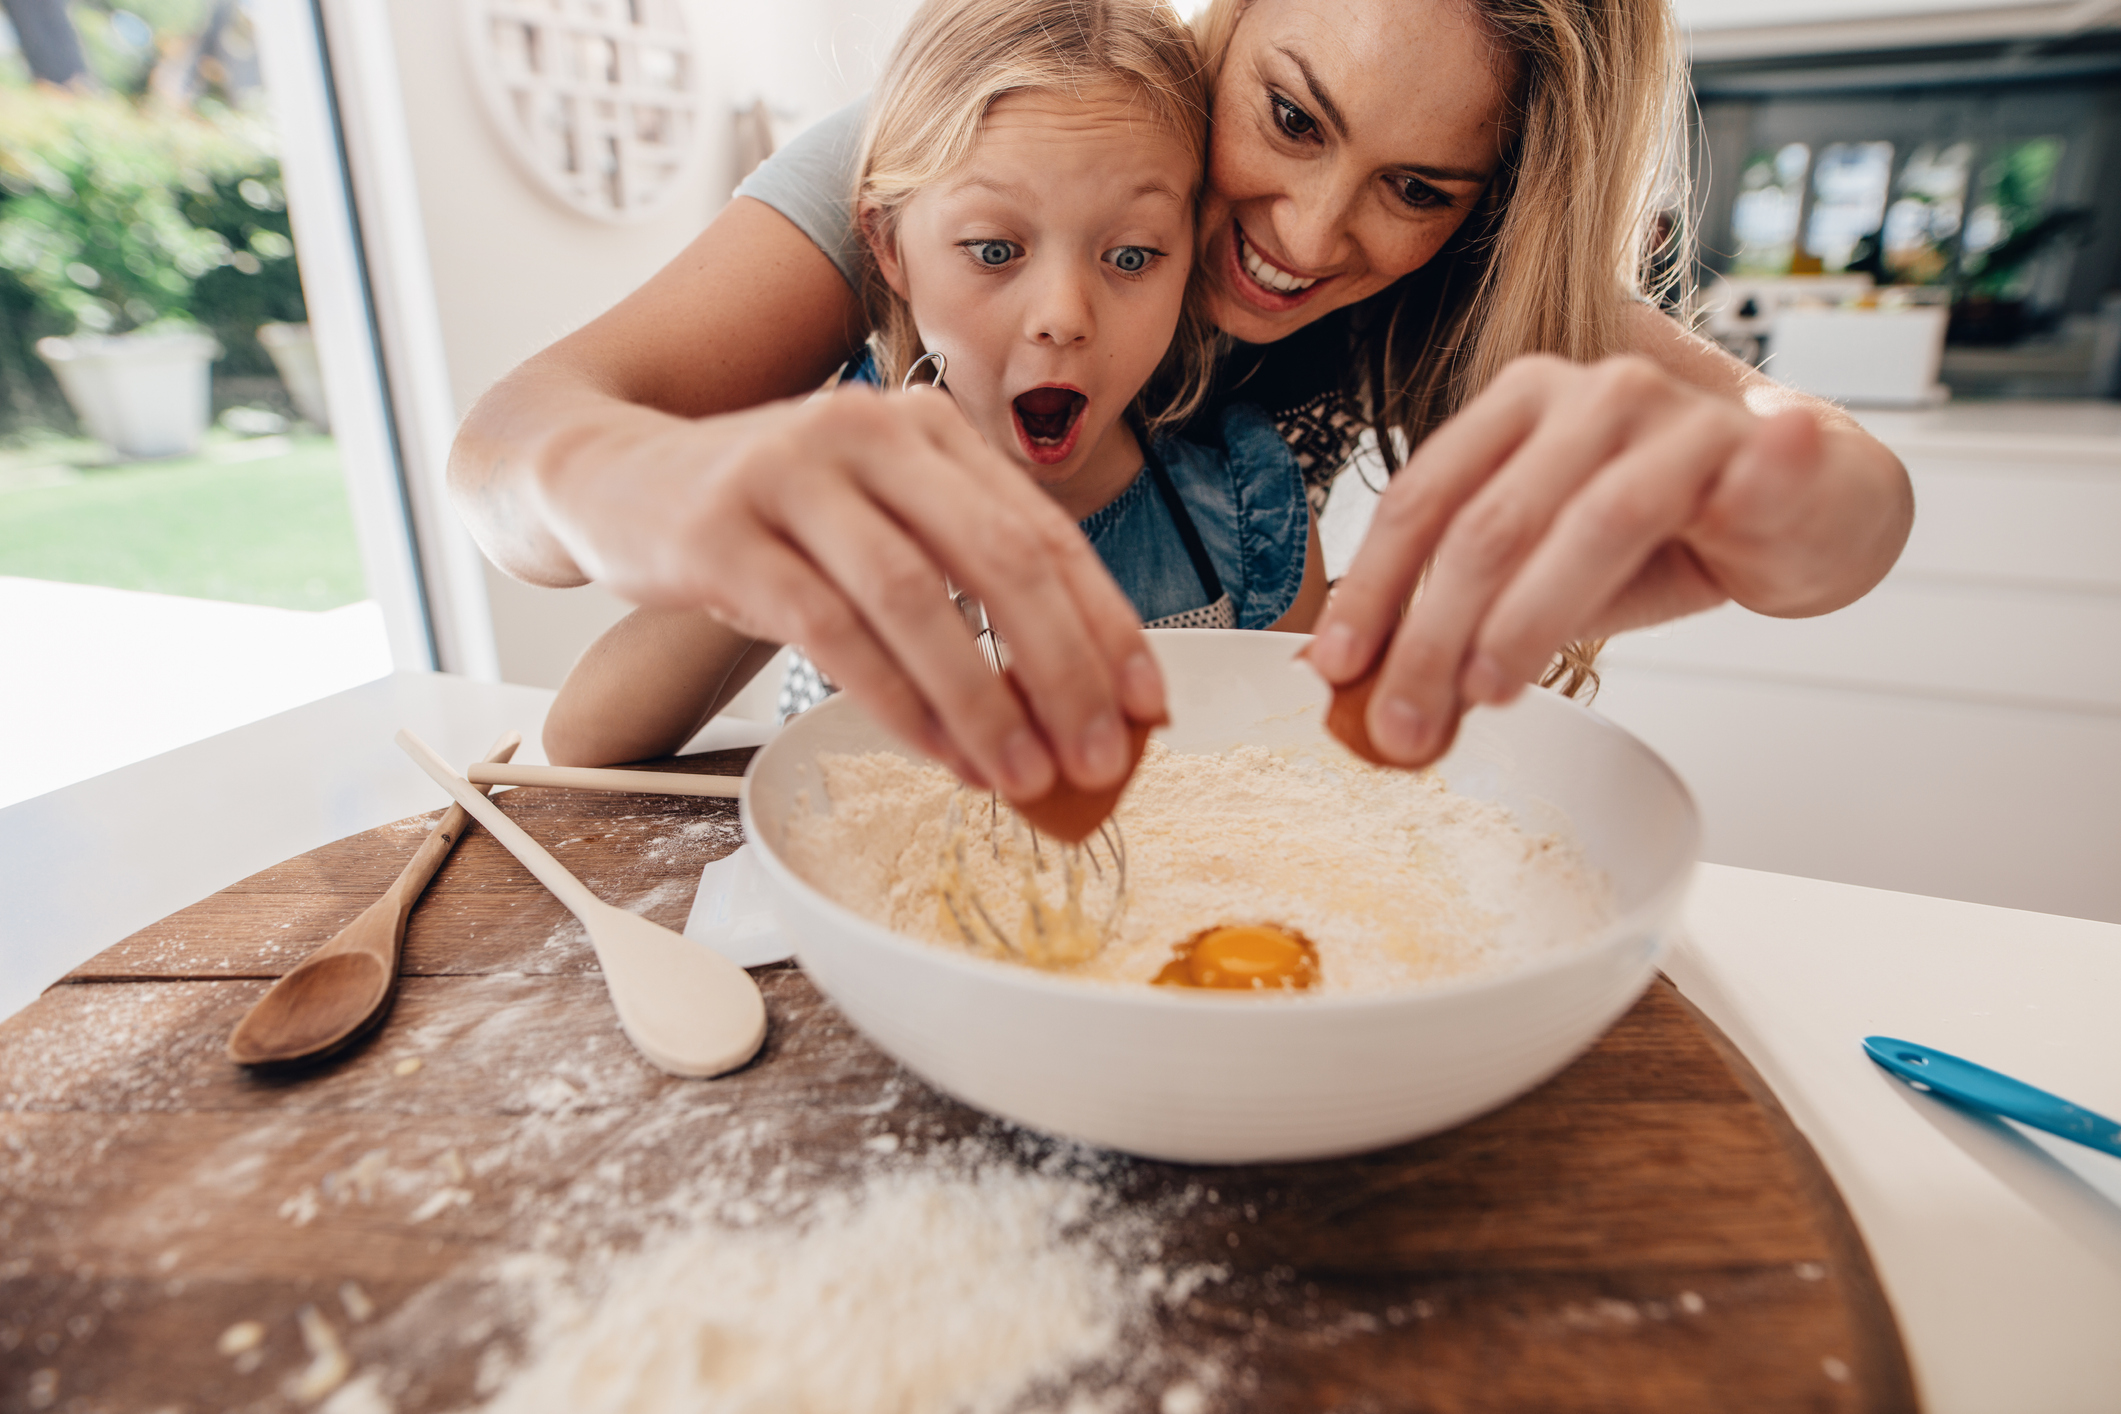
top-left (1729, 142), bottom-right (1810, 275)
top-left (1962, 137), bottom-right (2066, 296)
top-left (1881, 142), bottom-right (1973, 284)
top-left (1804, 141), bottom-right (1895, 273)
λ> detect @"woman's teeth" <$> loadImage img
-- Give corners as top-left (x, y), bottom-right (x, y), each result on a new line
top-left (1240, 230), bottom-right (1318, 294)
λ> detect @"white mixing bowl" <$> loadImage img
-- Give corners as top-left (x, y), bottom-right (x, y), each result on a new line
top-left (743, 630), bottom-right (1698, 1164)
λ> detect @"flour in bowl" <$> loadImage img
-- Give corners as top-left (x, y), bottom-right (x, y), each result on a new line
top-left (781, 741), bottom-right (1613, 992)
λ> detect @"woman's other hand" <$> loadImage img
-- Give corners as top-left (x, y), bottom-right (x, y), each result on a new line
top-left (1307, 308), bottom-right (1915, 765)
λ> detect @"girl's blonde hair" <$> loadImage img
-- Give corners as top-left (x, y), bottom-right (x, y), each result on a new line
top-left (856, 0), bottom-right (1220, 436)
top-left (1194, 0), bottom-right (1689, 697)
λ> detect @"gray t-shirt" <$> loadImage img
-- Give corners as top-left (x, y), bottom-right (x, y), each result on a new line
top-left (734, 99), bottom-right (869, 291)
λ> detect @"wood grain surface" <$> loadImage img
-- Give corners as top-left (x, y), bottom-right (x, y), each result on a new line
top-left (0, 748), bottom-right (1917, 1414)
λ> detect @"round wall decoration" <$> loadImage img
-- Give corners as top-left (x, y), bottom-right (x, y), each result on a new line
top-left (460, 0), bottom-right (706, 224)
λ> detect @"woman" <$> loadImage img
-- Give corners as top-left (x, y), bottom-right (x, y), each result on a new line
top-left (450, 0), bottom-right (1912, 798)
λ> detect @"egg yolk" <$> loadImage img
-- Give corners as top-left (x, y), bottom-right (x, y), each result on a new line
top-left (1153, 925), bottom-right (1321, 991)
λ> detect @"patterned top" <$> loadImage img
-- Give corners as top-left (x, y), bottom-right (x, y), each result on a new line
top-left (1208, 383), bottom-right (1362, 520)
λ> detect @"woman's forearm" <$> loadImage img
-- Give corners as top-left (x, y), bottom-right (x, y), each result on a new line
top-left (1622, 302), bottom-right (1913, 622)
top-left (448, 197), bottom-right (866, 589)
top-left (450, 368), bottom-right (685, 588)
top-left (1703, 382), bottom-right (1915, 620)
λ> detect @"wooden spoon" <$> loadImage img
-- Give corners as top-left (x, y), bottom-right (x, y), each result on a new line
top-left (227, 730), bottom-right (522, 1067)
top-left (395, 729), bottom-right (767, 1078)
top-left (466, 761), bottom-right (741, 797)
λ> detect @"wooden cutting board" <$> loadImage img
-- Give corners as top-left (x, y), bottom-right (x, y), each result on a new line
top-left (0, 749), bottom-right (1916, 1413)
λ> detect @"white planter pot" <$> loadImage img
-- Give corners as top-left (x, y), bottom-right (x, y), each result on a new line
top-left (36, 330), bottom-right (222, 459)
top-left (257, 321), bottom-right (330, 432)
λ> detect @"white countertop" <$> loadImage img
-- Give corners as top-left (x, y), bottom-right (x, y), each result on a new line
top-left (1670, 868), bottom-right (2120, 1414)
top-left (0, 673), bottom-right (557, 1020)
top-left (1853, 399), bottom-right (2121, 459)
top-left (1, 670), bottom-right (2115, 1412)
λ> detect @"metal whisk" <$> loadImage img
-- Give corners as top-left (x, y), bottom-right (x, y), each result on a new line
top-left (903, 350), bottom-right (1128, 967)
top-left (934, 586), bottom-right (1128, 968)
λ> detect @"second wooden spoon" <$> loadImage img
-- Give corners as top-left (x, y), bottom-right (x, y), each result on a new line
top-left (226, 730), bottom-right (522, 1067)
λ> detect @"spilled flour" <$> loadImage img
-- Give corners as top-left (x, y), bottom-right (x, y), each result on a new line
top-left (782, 741), bottom-right (1613, 991)
top-left (476, 1141), bottom-right (1223, 1414)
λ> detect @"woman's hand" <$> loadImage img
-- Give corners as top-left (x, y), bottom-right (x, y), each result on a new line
top-left (1307, 332), bottom-right (1914, 767)
top-left (450, 197), bottom-right (1164, 803)
top-left (527, 382), bottom-right (1169, 801)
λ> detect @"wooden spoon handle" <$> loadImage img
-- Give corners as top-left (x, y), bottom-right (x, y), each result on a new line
top-left (467, 761), bottom-right (741, 798)
top-left (387, 731), bottom-right (523, 904)
top-left (396, 730), bottom-right (603, 920)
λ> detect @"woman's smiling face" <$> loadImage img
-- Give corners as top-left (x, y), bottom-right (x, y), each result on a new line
top-left (1197, 0), bottom-right (1517, 344)
top-left (872, 86), bottom-right (1198, 516)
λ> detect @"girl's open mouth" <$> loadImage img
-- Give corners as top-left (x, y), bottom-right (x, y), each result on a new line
top-left (1012, 385), bottom-right (1087, 465)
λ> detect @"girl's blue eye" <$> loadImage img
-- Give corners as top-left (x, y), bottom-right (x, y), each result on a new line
top-left (970, 241), bottom-right (1014, 266)
top-left (1109, 247), bottom-right (1151, 274)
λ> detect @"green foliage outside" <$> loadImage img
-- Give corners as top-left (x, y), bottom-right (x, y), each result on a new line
top-left (0, 434), bottom-right (364, 609)
top-left (1978, 138), bottom-right (2064, 235)
top-left (67, 1), bottom-right (234, 95)
top-left (0, 5), bottom-right (358, 617)
top-left (0, 87), bottom-right (305, 430)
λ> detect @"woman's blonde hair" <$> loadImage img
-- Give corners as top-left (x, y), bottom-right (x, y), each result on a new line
top-left (1194, 0), bottom-right (1688, 696)
top-left (855, 0), bottom-right (1220, 436)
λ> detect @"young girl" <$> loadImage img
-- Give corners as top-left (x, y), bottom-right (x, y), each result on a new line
top-left (543, 0), bottom-right (1323, 769)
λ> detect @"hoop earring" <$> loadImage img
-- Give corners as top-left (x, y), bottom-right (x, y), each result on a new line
top-left (902, 351), bottom-right (947, 392)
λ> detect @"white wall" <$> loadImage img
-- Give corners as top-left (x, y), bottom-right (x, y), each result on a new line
top-left (374, 0), bottom-right (915, 690)
top-left (382, 0), bottom-right (714, 688)
top-left (712, 0), bottom-right (917, 135)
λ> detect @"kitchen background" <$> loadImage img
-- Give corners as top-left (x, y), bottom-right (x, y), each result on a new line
top-left (0, 0), bottom-right (2114, 925)
top-left (1595, 1), bottom-right (2121, 928)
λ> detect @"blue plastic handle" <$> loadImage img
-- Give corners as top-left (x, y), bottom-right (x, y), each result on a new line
top-left (1864, 1036), bottom-right (2121, 1160)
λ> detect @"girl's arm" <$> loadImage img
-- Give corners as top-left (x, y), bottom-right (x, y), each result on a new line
top-left (542, 610), bottom-right (783, 767)
top-left (1310, 302), bottom-right (1914, 766)
top-left (1268, 513), bottom-right (1327, 633)
top-left (449, 197), bottom-right (1168, 803)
